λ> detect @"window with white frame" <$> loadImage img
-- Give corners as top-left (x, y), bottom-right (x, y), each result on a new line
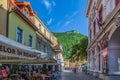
top-left (44, 29), bottom-right (46, 36)
top-left (38, 24), bottom-right (42, 30)
top-left (43, 45), bottom-right (46, 52)
top-left (24, 8), bottom-right (28, 17)
top-left (17, 27), bottom-right (23, 43)
top-left (28, 35), bottom-right (33, 47)
top-left (115, 0), bottom-right (120, 6)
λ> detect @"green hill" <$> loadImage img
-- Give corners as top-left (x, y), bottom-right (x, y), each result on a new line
top-left (53, 30), bottom-right (88, 60)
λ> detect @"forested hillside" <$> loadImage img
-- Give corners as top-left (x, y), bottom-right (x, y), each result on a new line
top-left (53, 30), bottom-right (88, 61)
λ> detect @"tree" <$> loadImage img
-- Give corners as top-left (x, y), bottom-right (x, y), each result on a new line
top-left (70, 37), bottom-right (88, 62)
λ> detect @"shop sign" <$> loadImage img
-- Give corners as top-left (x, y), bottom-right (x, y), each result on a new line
top-left (0, 43), bottom-right (37, 58)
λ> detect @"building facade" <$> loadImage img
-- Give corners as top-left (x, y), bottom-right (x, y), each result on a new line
top-left (0, 0), bottom-right (8, 36)
top-left (53, 43), bottom-right (64, 72)
top-left (86, 0), bottom-right (120, 80)
top-left (0, 0), bottom-right (61, 65)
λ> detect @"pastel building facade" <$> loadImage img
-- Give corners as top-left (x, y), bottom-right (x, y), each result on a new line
top-left (0, 0), bottom-right (62, 65)
top-left (86, 0), bottom-right (120, 80)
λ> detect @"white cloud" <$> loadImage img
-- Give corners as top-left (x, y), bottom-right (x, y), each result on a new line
top-left (64, 20), bottom-right (72, 26)
top-left (61, 11), bottom-right (79, 27)
top-left (43, 0), bottom-right (51, 9)
top-left (43, 0), bottom-right (52, 14)
top-left (66, 11), bottom-right (79, 20)
top-left (52, 0), bottom-right (56, 6)
top-left (71, 11), bottom-right (79, 17)
top-left (47, 18), bottom-right (53, 25)
top-left (42, 0), bottom-right (56, 14)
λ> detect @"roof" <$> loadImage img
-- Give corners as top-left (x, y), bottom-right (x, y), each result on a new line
top-left (15, 2), bottom-right (33, 11)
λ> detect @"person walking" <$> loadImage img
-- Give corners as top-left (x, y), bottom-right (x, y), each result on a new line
top-left (74, 68), bottom-right (77, 74)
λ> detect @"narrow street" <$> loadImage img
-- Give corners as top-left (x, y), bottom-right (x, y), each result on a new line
top-left (58, 70), bottom-right (101, 80)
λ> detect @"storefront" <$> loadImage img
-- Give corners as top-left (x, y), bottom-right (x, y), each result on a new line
top-left (0, 34), bottom-right (40, 64)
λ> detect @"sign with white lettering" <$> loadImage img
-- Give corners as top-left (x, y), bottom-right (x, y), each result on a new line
top-left (0, 42), bottom-right (37, 59)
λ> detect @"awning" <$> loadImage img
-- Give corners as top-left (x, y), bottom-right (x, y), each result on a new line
top-left (0, 34), bottom-right (42, 60)
top-left (102, 48), bottom-right (108, 57)
top-left (0, 34), bottom-right (57, 64)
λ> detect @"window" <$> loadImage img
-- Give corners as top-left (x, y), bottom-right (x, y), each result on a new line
top-left (17, 27), bottom-right (23, 43)
top-left (28, 35), bottom-right (32, 47)
top-left (99, 5), bottom-right (103, 24)
top-left (93, 21), bottom-right (96, 36)
top-left (24, 8), bottom-right (28, 17)
top-left (43, 45), bottom-right (47, 53)
top-left (37, 41), bottom-right (41, 51)
top-left (38, 24), bottom-right (42, 30)
top-left (44, 29), bottom-right (46, 36)
top-left (90, 29), bottom-right (92, 41)
top-left (115, 0), bottom-right (120, 6)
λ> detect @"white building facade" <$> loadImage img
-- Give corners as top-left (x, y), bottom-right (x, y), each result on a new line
top-left (86, 0), bottom-right (120, 80)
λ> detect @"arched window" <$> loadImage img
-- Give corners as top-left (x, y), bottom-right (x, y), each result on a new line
top-left (115, 0), bottom-right (120, 6)
top-left (90, 29), bottom-right (92, 41)
top-left (97, 46), bottom-right (101, 71)
top-left (99, 5), bottom-right (103, 25)
top-left (93, 21), bottom-right (96, 36)
top-left (24, 8), bottom-right (28, 17)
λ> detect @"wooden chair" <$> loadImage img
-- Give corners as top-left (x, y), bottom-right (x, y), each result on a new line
top-left (36, 77), bottom-right (43, 80)
top-left (39, 76), bottom-right (43, 80)
top-left (31, 76), bottom-right (35, 80)
top-left (45, 77), bottom-right (50, 80)
top-left (6, 78), bottom-right (11, 80)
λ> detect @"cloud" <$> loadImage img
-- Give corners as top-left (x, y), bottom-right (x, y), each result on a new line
top-left (64, 20), bottom-right (72, 26)
top-left (71, 11), bottom-right (79, 17)
top-left (52, 0), bottom-right (56, 6)
top-left (42, 0), bottom-right (56, 14)
top-left (59, 11), bottom-right (79, 27)
top-left (66, 11), bottom-right (79, 20)
top-left (43, 0), bottom-right (51, 9)
top-left (47, 18), bottom-right (53, 25)
top-left (55, 10), bottom-right (79, 28)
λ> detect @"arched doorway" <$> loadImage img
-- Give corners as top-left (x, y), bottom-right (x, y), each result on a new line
top-left (109, 26), bottom-right (120, 74)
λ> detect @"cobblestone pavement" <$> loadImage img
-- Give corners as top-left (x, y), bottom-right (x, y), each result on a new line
top-left (58, 70), bottom-right (102, 80)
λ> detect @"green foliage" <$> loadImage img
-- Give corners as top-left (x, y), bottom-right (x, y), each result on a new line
top-left (53, 30), bottom-right (88, 61)
top-left (42, 64), bottom-right (48, 74)
top-left (71, 37), bottom-right (88, 61)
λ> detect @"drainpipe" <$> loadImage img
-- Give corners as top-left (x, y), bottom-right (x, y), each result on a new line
top-left (6, 5), bottom-right (17, 37)
top-left (6, 10), bottom-right (9, 37)
top-left (6, 0), bottom-right (10, 37)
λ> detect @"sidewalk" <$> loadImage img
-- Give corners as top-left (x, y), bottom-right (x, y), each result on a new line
top-left (58, 70), bottom-right (102, 80)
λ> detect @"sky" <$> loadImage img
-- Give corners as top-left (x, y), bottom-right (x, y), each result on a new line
top-left (24, 0), bottom-right (88, 35)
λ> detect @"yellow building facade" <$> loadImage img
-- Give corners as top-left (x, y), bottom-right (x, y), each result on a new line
top-left (0, 0), bottom-right (8, 36)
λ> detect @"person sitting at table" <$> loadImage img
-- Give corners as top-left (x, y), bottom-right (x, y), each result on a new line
top-left (34, 70), bottom-right (40, 79)
top-left (21, 71), bottom-right (28, 80)
top-left (41, 72), bottom-right (47, 80)
top-left (1, 66), bottom-right (8, 80)
top-left (52, 71), bottom-right (57, 80)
